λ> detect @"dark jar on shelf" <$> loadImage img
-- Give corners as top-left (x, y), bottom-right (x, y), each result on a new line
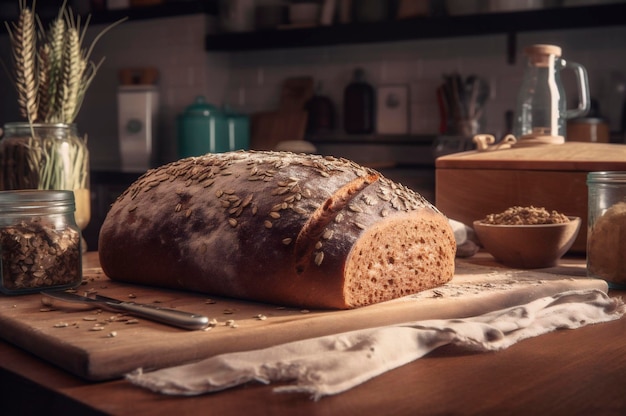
top-left (0, 190), bottom-right (82, 295)
top-left (343, 68), bottom-right (375, 134)
top-left (306, 84), bottom-right (336, 135)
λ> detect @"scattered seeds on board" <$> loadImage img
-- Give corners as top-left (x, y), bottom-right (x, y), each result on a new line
top-left (254, 314), bottom-right (267, 321)
top-left (83, 316), bottom-right (98, 321)
top-left (108, 331), bottom-right (118, 338)
top-left (90, 326), bottom-right (105, 331)
top-left (126, 319), bottom-right (140, 325)
top-left (225, 319), bottom-right (238, 328)
top-left (205, 298), bottom-right (217, 304)
top-left (54, 322), bottom-right (70, 328)
top-left (300, 309), bottom-right (310, 314)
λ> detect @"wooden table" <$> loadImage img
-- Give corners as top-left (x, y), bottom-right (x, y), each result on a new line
top-left (1, 252), bottom-right (625, 416)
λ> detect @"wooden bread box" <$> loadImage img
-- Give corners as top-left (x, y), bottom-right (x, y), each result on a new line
top-left (435, 142), bottom-right (626, 253)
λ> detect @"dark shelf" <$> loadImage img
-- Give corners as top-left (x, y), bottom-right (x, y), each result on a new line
top-left (205, 4), bottom-right (626, 52)
top-left (89, 1), bottom-right (218, 25)
top-left (308, 133), bottom-right (436, 146)
top-left (0, 0), bottom-right (217, 26)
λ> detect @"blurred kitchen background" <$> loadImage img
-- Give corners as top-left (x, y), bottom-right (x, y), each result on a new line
top-left (1, 0), bottom-right (625, 248)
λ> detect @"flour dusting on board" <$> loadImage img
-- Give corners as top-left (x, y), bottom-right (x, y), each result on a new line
top-left (403, 259), bottom-right (589, 300)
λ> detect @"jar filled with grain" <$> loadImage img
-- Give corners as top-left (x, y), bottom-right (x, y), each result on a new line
top-left (0, 190), bottom-right (82, 294)
top-left (587, 172), bottom-right (626, 289)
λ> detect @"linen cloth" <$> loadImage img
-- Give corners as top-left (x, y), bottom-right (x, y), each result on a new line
top-left (127, 289), bottom-right (624, 400)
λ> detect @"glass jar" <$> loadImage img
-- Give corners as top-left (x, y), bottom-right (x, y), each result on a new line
top-left (513, 44), bottom-right (590, 145)
top-left (0, 190), bottom-right (82, 294)
top-left (0, 122), bottom-right (91, 231)
top-left (586, 171), bottom-right (626, 289)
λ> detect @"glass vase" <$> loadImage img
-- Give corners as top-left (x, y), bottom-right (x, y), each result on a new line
top-left (0, 123), bottom-right (91, 232)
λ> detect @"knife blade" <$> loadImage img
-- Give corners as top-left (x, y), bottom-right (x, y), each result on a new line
top-left (41, 291), bottom-right (210, 330)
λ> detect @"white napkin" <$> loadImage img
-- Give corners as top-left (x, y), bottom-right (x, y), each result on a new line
top-left (127, 289), bottom-right (624, 400)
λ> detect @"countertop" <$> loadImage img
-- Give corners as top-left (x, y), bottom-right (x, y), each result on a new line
top-left (0, 252), bottom-right (624, 416)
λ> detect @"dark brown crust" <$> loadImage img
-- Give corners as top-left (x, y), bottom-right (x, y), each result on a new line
top-left (98, 151), bottom-right (456, 309)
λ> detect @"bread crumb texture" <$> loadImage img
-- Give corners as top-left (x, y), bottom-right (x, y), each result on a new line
top-left (587, 201), bottom-right (626, 285)
top-left (99, 151), bottom-right (456, 309)
top-left (345, 211), bottom-right (455, 307)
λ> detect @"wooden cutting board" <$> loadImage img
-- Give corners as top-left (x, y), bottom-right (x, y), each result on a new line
top-left (0, 253), bottom-right (605, 381)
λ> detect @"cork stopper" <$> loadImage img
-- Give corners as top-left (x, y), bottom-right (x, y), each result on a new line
top-left (524, 44), bottom-right (562, 58)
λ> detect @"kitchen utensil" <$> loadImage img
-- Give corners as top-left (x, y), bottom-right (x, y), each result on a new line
top-left (117, 85), bottom-right (159, 172)
top-left (567, 117), bottom-right (610, 142)
top-left (41, 291), bottom-right (210, 330)
top-left (223, 106), bottom-right (251, 151)
top-left (440, 73), bottom-right (489, 136)
top-left (177, 96), bottom-right (229, 158)
top-left (250, 110), bottom-right (308, 150)
top-left (473, 216), bottom-right (581, 269)
top-left (513, 44), bottom-right (590, 145)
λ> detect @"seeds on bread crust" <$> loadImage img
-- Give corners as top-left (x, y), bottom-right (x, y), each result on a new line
top-left (104, 151), bottom-right (450, 309)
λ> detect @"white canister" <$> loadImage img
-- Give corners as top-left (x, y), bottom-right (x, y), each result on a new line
top-left (117, 86), bottom-right (159, 173)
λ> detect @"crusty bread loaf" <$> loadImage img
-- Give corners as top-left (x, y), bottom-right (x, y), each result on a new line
top-left (98, 151), bottom-right (456, 309)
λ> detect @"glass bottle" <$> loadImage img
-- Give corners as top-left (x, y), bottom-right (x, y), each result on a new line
top-left (343, 68), bottom-right (375, 134)
top-left (586, 171), bottom-right (626, 289)
top-left (0, 123), bottom-right (91, 231)
top-left (513, 44), bottom-right (590, 145)
top-left (0, 190), bottom-right (82, 294)
top-left (306, 83), bottom-right (335, 135)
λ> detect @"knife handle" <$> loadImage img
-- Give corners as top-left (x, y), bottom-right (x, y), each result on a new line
top-left (106, 302), bottom-right (210, 330)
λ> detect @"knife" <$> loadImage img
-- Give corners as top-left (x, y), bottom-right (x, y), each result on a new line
top-left (41, 291), bottom-right (210, 330)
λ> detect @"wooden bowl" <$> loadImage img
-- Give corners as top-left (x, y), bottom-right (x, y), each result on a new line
top-left (472, 217), bottom-right (581, 269)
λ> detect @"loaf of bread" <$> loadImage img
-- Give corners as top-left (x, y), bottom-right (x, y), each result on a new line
top-left (98, 151), bottom-right (456, 309)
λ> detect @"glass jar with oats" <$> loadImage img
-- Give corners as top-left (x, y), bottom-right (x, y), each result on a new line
top-left (587, 171), bottom-right (626, 289)
top-left (0, 190), bottom-right (82, 295)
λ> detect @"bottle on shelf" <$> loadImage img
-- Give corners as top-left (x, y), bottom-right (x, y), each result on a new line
top-left (343, 68), bottom-right (375, 134)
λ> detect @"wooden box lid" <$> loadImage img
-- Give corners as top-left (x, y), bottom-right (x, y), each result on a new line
top-left (436, 142), bottom-right (626, 171)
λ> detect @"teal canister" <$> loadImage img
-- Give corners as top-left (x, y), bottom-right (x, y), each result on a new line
top-left (177, 96), bottom-right (229, 158)
top-left (223, 107), bottom-right (250, 151)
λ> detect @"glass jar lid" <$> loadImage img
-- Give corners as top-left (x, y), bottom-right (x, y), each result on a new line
top-left (0, 190), bottom-right (76, 214)
top-left (587, 171), bottom-right (626, 184)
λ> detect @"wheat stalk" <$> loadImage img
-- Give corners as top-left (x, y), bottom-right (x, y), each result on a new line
top-left (36, 42), bottom-right (50, 121)
top-left (40, 14), bottom-right (65, 122)
top-left (2, 1), bottom-right (124, 192)
top-left (59, 25), bottom-right (82, 123)
top-left (6, 1), bottom-right (38, 123)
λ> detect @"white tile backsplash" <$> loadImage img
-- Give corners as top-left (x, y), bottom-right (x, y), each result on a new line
top-left (1, 14), bottom-right (625, 170)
